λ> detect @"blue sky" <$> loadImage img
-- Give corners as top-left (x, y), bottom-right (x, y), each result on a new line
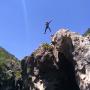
top-left (0, 0), bottom-right (90, 59)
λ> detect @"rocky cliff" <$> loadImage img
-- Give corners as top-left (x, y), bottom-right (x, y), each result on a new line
top-left (20, 28), bottom-right (90, 90)
top-left (0, 28), bottom-right (90, 90)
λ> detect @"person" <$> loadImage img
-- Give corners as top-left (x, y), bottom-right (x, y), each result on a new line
top-left (44, 20), bottom-right (52, 34)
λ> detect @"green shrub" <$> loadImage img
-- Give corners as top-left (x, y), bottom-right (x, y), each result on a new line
top-left (15, 71), bottom-right (21, 79)
top-left (42, 43), bottom-right (52, 51)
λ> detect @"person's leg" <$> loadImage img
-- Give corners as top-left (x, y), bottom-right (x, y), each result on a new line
top-left (48, 27), bottom-right (51, 32)
top-left (44, 27), bottom-right (48, 33)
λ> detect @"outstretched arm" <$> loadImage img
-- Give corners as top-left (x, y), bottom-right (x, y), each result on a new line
top-left (49, 20), bottom-right (53, 24)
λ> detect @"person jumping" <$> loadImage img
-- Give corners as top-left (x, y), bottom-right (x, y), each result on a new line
top-left (44, 20), bottom-right (52, 34)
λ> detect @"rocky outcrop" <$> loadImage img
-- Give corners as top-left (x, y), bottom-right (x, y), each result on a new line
top-left (19, 28), bottom-right (90, 90)
top-left (1, 28), bottom-right (90, 90)
top-left (51, 29), bottom-right (90, 90)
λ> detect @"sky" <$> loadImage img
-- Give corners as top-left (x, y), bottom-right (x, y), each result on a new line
top-left (0, 0), bottom-right (90, 59)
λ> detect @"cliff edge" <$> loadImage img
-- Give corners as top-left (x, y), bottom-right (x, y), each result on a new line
top-left (21, 28), bottom-right (90, 90)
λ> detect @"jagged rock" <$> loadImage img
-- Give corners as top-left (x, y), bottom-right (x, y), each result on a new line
top-left (52, 28), bottom-right (90, 90)
top-left (21, 29), bottom-right (82, 90)
top-left (1, 28), bottom-right (89, 90)
top-left (24, 28), bottom-right (90, 90)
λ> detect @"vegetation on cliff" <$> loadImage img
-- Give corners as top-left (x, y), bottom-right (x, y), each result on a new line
top-left (0, 47), bottom-right (21, 89)
top-left (83, 28), bottom-right (90, 36)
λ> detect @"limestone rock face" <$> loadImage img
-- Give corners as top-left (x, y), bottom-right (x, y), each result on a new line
top-left (52, 28), bottom-right (90, 90)
top-left (22, 28), bottom-right (90, 90)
